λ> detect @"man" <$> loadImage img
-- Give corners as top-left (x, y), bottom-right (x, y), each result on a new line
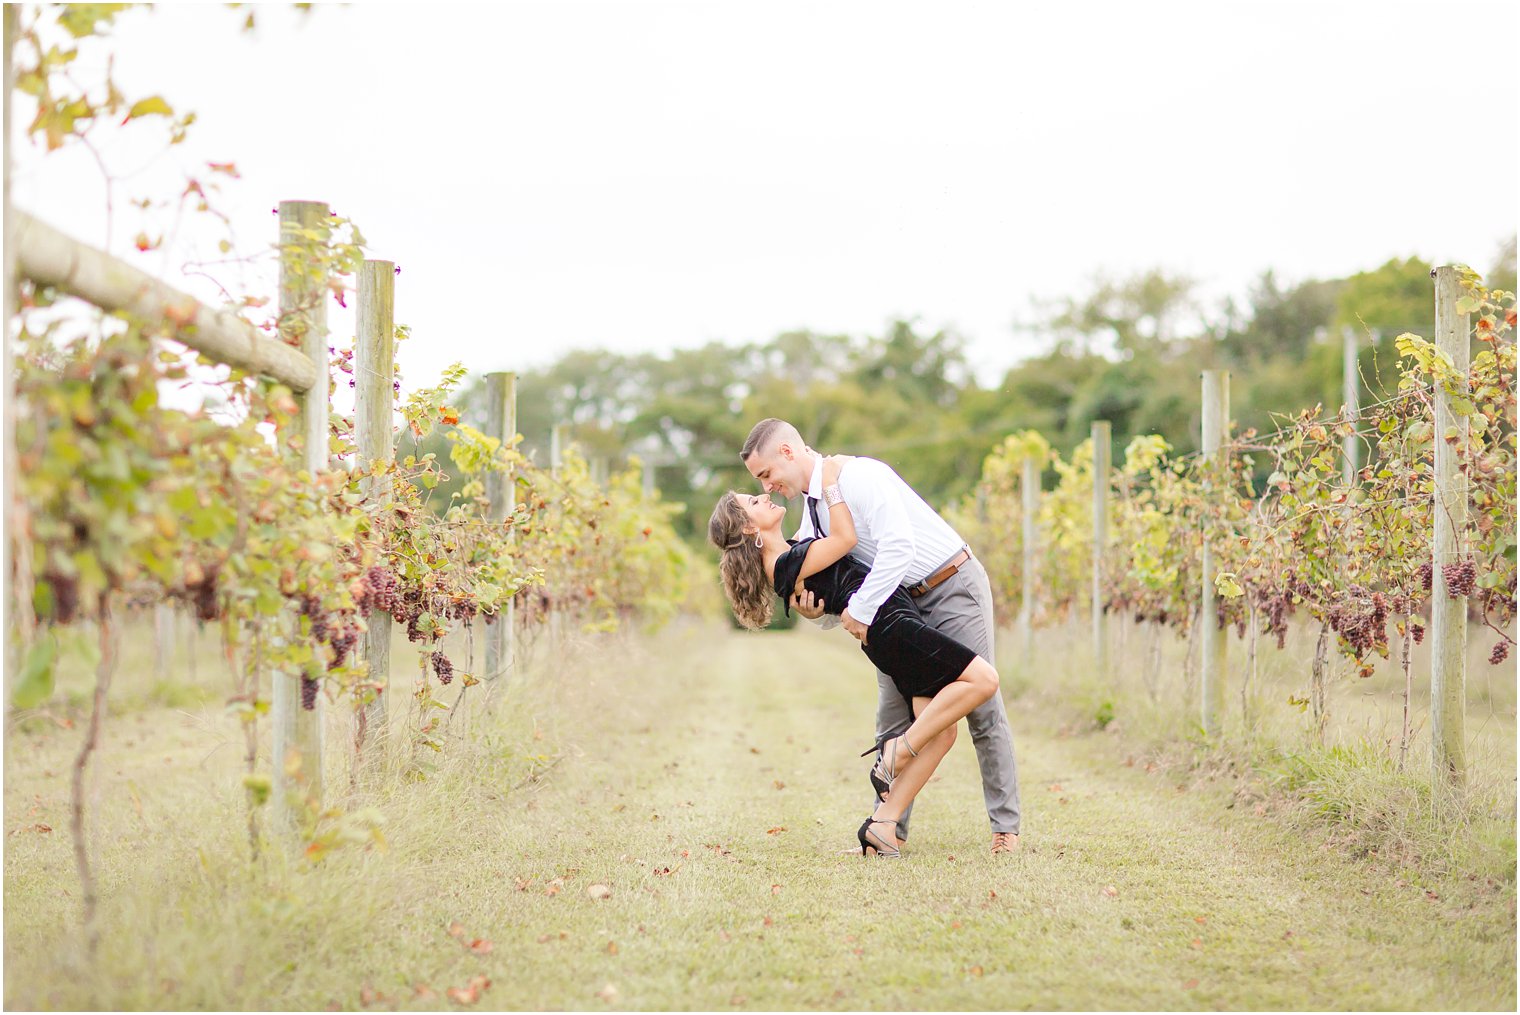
top-left (740, 418), bottom-right (1021, 854)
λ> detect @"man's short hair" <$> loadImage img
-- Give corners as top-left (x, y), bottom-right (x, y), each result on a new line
top-left (741, 418), bottom-right (799, 461)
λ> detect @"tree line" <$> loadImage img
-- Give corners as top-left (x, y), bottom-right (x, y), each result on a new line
top-left (419, 244), bottom-right (1516, 541)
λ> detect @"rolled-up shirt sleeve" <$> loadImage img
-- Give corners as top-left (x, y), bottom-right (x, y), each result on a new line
top-left (843, 460), bottom-right (915, 626)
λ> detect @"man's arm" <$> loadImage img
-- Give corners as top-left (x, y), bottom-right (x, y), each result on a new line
top-left (840, 459), bottom-right (916, 627)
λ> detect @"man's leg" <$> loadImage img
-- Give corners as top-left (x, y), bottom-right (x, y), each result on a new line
top-left (874, 669), bottom-right (914, 839)
top-left (916, 558), bottom-right (1021, 837)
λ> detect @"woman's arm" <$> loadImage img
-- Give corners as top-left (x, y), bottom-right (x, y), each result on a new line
top-left (796, 455), bottom-right (857, 580)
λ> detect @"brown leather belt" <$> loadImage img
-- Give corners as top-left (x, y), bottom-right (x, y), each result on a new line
top-left (907, 547), bottom-right (971, 598)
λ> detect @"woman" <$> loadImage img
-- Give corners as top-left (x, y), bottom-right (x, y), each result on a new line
top-left (707, 455), bottom-right (1000, 858)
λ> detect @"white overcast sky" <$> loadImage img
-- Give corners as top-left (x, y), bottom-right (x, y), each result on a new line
top-left (10, 0), bottom-right (1518, 391)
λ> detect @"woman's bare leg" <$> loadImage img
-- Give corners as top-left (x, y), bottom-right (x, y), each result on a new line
top-left (876, 656), bottom-right (998, 791)
top-left (860, 658), bottom-right (1000, 854)
top-left (862, 696), bottom-right (950, 853)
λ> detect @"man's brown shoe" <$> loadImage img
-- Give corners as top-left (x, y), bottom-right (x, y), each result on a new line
top-left (991, 832), bottom-right (1020, 854)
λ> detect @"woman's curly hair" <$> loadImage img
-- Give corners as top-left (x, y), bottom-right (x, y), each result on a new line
top-left (707, 491), bottom-right (774, 630)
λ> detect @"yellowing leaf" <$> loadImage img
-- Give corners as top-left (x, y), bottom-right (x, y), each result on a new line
top-left (124, 96), bottom-right (174, 122)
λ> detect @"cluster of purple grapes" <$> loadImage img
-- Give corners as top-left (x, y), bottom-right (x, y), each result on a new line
top-left (1327, 590), bottom-right (1389, 660)
top-left (1441, 559), bottom-right (1477, 598)
top-left (431, 650), bottom-right (454, 685)
top-left (1490, 641), bottom-right (1510, 666)
top-left (1256, 586), bottom-right (1296, 651)
top-left (295, 592), bottom-right (363, 708)
top-left (354, 565), bottom-right (399, 616)
top-left (183, 563), bottom-right (222, 622)
top-left (41, 569), bottom-right (81, 625)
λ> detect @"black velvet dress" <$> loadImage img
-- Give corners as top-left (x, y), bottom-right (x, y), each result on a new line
top-left (773, 537), bottom-right (977, 702)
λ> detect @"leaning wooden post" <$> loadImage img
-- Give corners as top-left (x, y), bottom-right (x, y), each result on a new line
top-left (1342, 326), bottom-right (1360, 489)
top-left (1020, 452), bottom-right (1040, 662)
top-left (273, 199), bottom-right (331, 818)
top-left (1430, 266), bottom-right (1470, 787)
top-left (483, 371), bottom-right (516, 683)
top-left (355, 259), bottom-right (395, 755)
top-left (1090, 421), bottom-right (1110, 682)
top-left (1199, 370), bottom-right (1230, 738)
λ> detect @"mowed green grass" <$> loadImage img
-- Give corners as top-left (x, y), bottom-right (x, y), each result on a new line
top-left (4, 621), bottom-right (1515, 1010)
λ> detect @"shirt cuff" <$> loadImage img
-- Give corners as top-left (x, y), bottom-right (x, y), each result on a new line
top-left (844, 593), bottom-right (880, 626)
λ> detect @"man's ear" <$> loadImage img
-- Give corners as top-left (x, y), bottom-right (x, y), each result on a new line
top-left (777, 441), bottom-right (796, 461)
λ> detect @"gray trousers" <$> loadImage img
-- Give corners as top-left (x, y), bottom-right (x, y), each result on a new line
top-left (874, 555), bottom-right (1021, 836)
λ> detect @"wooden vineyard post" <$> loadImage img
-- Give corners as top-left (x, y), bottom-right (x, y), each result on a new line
top-left (549, 423), bottom-right (564, 646)
top-left (1091, 421), bottom-right (1110, 683)
top-left (484, 371), bottom-right (517, 683)
top-left (1342, 326), bottom-right (1360, 489)
top-left (3, 5), bottom-right (21, 703)
top-left (1200, 369), bottom-right (1230, 738)
top-left (355, 259), bottom-right (396, 759)
top-left (273, 199), bottom-right (331, 819)
top-left (1020, 452), bottom-right (1040, 663)
top-left (154, 603), bottom-right (174, 680)
top-left (1429, 266), bottom-right (1470, 787)
top-left (642, 456), bottom-right (656, 500)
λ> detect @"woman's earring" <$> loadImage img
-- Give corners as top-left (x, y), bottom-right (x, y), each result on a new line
top-left (754, 534), bottom-right (763, 549)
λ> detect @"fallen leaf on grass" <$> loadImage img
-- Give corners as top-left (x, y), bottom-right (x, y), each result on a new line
top-left (729, 995), bottom-right (747, 1005)
top-left (514, 876), bottom-right (533, 891)
top-left (447, 978), bottom-right (491, 1006)
top-left (34, 823), bottom-right (51, 833)
top-left (606, 940), bottom-right (619, 955)
top-left (766, 827), bottom-right (787, 835)
top-left (770, 884), bottom-right (782, 895)
top-left (469, 938), bottom-right (493, 954)
top-left (414, 985), bottom-right (436, 1000)
top-left (595, 983), bottom-right (619, 1003)
top-left (967, 965), bottom-right (984, 977)
top-left (1194, 916), bottom-right (1207, 924)
top-left (1047, 783), bottom-right (1063, 792)
top-left (447, 921), bottom-right (466, 939)
top-left (1425, 890), bottom-right (1440, 902)
top-left (652, 866), bottom-right (675, 876)
top-left (773, 780), bottom-right (785, 790)
top-left (1182, 978), bottom-right (1199, 990)
top-left (545, 878), bottom-right (565, 897)
top-left (950, 920), bottom-right (963, 929)
top-left (1101, 885), bottom-right (1119, 898)
top-left (988, 890), bottom-right (998, 900)
top-left (587, 883), bottom-right (612, 899)
top-left (1189, 938), bottom-right (1203, 950)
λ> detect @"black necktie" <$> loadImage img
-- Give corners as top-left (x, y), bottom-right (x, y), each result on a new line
top-left (807, 495), bottom-right (824, 535)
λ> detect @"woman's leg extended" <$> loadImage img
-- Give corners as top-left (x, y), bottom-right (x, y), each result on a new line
top-left (867, 697), bottom-right (955, 846)
top-left (895, 656), bottom-right (998, 758)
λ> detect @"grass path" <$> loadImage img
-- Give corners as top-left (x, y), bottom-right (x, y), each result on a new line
top-left (4, 622), bottom-right (1515, 1010)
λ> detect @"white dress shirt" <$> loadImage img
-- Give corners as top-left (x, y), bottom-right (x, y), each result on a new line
top-left (794, 455), bottom-right (967, 625)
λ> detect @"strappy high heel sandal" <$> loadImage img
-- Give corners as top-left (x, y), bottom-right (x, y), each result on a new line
top-left (860, 733), bottom-right (918, 803)
top-left (856, 816), bottom-right (901, 858)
